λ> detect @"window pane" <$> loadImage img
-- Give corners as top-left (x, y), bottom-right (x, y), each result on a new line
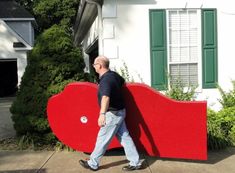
top-left (189, 29), bottom-right (197, 45)
top-left (189, 11), bottom-right (197, 28)
top-left (180, 30), bottom-right (189, 44)
top-left (189, 46), bottom-right (198, 62)
top-left (189, 75), bottom-right (198, 86)
top-left (170, 46), bottom-right (180, 62)
top-left (170, 64), bottom-right (198, 86)
top-left (169, 11), bottom-right (178, 28)
top-left (180, 47), bottom-right (189, 62)
top-left (179, 11), bottom-right (188, 28)
top-left (169, 29), bottom-right (179, 45)
top-left (179, 64), bottom-right (188, 75)
top-left (189, 64), bottom-right (198, 75)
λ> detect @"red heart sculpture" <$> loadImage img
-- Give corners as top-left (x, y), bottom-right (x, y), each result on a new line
top-left (47, 82), bottom-right (207, 160)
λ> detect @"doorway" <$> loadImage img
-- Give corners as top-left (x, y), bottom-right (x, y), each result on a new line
top-left (86, 40), bottom-right (99, 82)
top-left (0, 59), bottom-right (18, 97)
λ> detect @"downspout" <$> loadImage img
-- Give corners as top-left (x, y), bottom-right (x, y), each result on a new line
top-left (86, 0), bottom-right (103, 55)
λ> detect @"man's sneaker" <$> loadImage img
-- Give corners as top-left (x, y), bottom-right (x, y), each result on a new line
top-left (79, 160), bottom-right (98, 171)
top-left (122, 165), bottom-right (143, 171)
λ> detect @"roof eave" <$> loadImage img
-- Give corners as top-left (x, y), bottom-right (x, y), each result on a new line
top-left (73, 0), bottom-right (103, 46)
top-left (1, 17), bottom-right (38, 28)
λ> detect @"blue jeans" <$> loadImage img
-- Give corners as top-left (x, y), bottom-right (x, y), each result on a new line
top-left (87, 109), bottom-right (141, 170)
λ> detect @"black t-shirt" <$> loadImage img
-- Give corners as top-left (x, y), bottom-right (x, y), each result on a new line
top-left (98, 70), bottom-right (125, 111)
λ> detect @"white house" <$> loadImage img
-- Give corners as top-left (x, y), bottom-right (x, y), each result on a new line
top-left (74, 0), bottom-right (235, 111)
top-left (0, 0), bottom-right (35, 97)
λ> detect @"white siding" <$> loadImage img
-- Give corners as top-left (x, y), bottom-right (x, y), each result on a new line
top-left (0, 20), bottom-right (28, 86)
top-left (82, 0), bottom-right (235, 110)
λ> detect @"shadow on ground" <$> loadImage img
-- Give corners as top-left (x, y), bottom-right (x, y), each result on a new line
top-left (83, 147), bottom-right (149, 169)
top-left (85, 147), bottom-right (235, 167)
top-left (146, 147), bottom-right (235, 166)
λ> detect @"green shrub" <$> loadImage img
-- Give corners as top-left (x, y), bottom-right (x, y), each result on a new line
top-left (10, 25), bottom-right (89, 146)
top-left (207, 109), bottom-right (229, 150)
top-left (218, 80), bottom-right (235, 108)
top-left (207, 107), bottom-right (235, 150)
top-left (115, 61), bottom-right (143, 83)
top-left (208, 80), bottom-right (235, 149)
top-left (218, 107), bottom-right (235, 144)
top-left (229, 126), bottom-right (235, 146)
top-left (165, 79), bottom-right (196, 101)
top-left (119, 62), bottom-right (134, 82)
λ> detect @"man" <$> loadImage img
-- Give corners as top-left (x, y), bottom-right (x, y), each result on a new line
top-left (79, 56), bottom-right (142, 171)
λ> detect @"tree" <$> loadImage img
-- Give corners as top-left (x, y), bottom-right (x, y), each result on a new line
top-left (16, 0), bottom-right (80, 32)
top-left (11, 25), bottom-right (88, 145)
top-left (11, 0), bottom-right (87, 146)
top-left (15, 0), bottom-right (38, 14)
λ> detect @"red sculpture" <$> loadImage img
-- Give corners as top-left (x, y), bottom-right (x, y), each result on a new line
top-left (47, 82), bottom-right (207, 160)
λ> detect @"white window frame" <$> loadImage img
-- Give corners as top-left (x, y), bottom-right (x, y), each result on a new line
top-left (166, 9), bottom-right (202, 91)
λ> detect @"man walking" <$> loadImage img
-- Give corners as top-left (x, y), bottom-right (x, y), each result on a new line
top-left (79, 56), bottom-right (142, 171)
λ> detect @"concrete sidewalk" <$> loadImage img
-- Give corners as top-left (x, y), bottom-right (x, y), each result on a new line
top-left (0, 147), bottom-right (235, 173)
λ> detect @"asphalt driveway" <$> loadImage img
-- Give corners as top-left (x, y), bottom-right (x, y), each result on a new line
top-left (0, 97), bottom-right (16, 140)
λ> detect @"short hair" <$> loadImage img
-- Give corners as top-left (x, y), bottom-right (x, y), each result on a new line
top-left (95, 56), bottom-right (110, 69)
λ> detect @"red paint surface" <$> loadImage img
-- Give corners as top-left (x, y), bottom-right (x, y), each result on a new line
top-left (47, 82), bottom-right (207, 160)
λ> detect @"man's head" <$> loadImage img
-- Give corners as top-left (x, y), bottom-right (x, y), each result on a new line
top-left (93, 56), bottom-right (110, 75)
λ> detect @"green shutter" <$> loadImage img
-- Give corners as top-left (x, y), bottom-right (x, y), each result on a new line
top-left (202, 9), bottom-right (218, 88)
top-left (149, 10), bottom-right (167, 90)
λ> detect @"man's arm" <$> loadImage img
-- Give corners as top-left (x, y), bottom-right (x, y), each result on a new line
top-left (98, 95), bottom-right (110, 127)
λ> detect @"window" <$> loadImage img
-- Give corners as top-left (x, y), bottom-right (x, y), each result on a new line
top-left (167, 9), bottom-right (201, 87)
top-left (150, 9), bottom-right (217, 90)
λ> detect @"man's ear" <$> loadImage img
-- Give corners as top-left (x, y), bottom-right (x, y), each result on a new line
top-left (98, 64), bottom-right (102, 69)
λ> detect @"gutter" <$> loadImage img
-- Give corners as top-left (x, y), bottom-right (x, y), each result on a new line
top-left (86, 0), bottom-right (103, 55)
top-left (74, 0), bottom-right (87, 33)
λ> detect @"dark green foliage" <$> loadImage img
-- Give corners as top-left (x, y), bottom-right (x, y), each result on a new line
top-left (207, 109), bottom-right (229, 150)
top-left (219, 107), bottom-right (235, 145)
top-left (15, 0), bottom-right (38, 14)
top-left (33, 0), bottom-right (80, 31)
top-left (16, 0), bottom-right (80, 32)
top-left (10, 25), bottom-right (88, 145)
top-left (207, 107), bottom-right (235, 150)
top-left (10, 0), bottom-right (87, 148)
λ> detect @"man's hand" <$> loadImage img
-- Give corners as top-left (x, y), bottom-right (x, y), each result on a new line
top-left (98, 114), bottom-right (106, 127)
top-left (98, 95), bottom-right (109, 127)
